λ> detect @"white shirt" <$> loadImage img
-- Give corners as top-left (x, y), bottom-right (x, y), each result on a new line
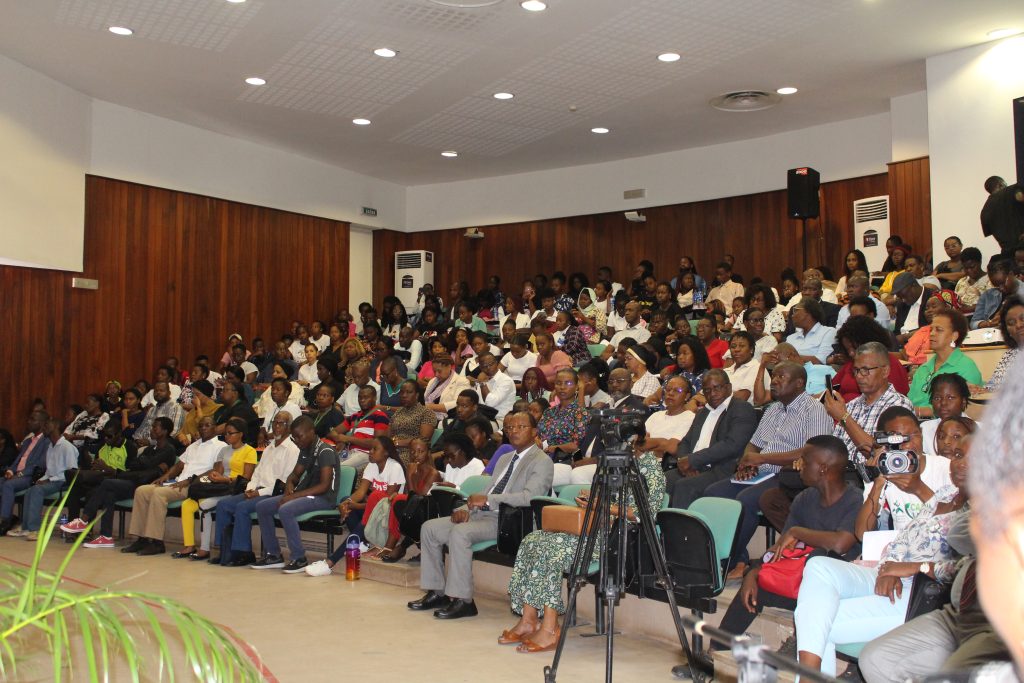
top-left (725, 360), bottom-right (769, 404)
top-left (262, 401), bottom-right (304, 432)
top-left (499, 312), bottom-right (533, 331)
top-left (338, 380), bottom-right (380, 417)
top-left (142, 384), bottom-right (182, 408)
top-left (247, 437), bottom-right (300, 496)
top-left (309, 335), bottom-right (330, 353)
top-left (444, 458), bottom-right (486, 488)
top-left (901, 289), bottom-right (926, 335)
top-left (396, 339), bottom-right (423, 370)
top-left (362, 458), bottom-right (407, 494)
top-left (783, 289), bottom-right (839, 312)
top-left (480, 370), bottom-right (517, 422)
top-left (500, 351), bottom-right (538, 381)
top-left (609, 324), bottom-right (652, 348)
top-left (239, 361), bottom-right (258, 378)
top-left (694, 396), bottom-right (732, 452)
top-left (645, 409), bottom-right (695, 441)
top-left (298, 363), bottom-right (320, 388)
top-left (864, 455), bottom-right (952, 530)
top-left (179, 438), bottom-right (229, 481)
top-left (289, 340), bottom-right (309, 364)
top-left (708, 280), bottom-right (745, 309)
top-left (585, 389), bottom-right (612, 407)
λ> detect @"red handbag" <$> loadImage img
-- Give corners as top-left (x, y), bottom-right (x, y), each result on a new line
top-left (757, 545), bottom-right (816, 599)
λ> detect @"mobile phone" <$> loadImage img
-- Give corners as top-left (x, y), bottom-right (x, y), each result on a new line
top-left (820, 374), bottom-right (836, 403)
top-left (762, 550), bottom-right (775, 562)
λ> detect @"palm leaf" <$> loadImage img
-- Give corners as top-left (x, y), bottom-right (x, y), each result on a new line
top-left (0, 481), bottom-right (264, 682)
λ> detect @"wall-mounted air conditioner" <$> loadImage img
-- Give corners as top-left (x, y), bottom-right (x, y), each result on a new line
top-left (853, 196), bottom-right (890, 272)
top-left (394, 250), bottom-right (434, 310)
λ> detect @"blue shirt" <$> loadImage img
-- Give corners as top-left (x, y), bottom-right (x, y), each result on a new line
top-left (40, 436), bottom-right (79, 482)
top-left (803, 362), bottom-right (834, 395)
top-left (970, 288), bottom-right (1003, 329)
top-left (835, 295), bottom-right (892, 331)
top-left (786, 323), bottom-right (837, 364)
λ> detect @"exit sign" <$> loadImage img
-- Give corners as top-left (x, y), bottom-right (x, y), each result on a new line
top-left (362, 206), bottom-right (378, 217)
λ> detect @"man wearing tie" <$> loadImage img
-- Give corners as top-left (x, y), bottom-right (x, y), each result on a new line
top-left (408, 411), bottom-right (553, 619)
top-left (0, 412), bottom-right (51, 535)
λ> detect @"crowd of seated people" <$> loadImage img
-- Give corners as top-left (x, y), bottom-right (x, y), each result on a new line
top-left (2, 226), bottom-right (1022, 680)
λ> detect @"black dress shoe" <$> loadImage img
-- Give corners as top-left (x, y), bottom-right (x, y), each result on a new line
top-left (408, 590), bottom-right (450, 611)
top-left (208, 555), bottom-right (222, 565)
top-left (138, 541), bottom-right (166, 556)
top-left (121, 538), bottom-right (148, 554)
top-left (433, 598), bottom-right (478, 619)
top-left (228, 552), bottom-right (256, 567)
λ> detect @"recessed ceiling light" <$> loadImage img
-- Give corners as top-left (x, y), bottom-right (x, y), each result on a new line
top-left (244, 77), bottom-right (266, 86)
top-left (776, 86), bottom-right (798, 95)
top-left (441, 151), bottom-right (459, 158)
top-left (352, 118), bottom-right (372, 126)
top-left (520, 1), bottom-right (547, 11)
top-left (987, 28), bottom-right (1021, 39)
top-left (493, 92), bottom-right (514, 100)
top-left (108, 26), bottom-right (133, 36)
top-left (658, 52), bottom-right (681, 63)
top-left (591, 127), bottom-right (610, 134)
top-left (225, 0), bottom-right (247, 4)
top-left (374, 48), bottom-right (398, 58)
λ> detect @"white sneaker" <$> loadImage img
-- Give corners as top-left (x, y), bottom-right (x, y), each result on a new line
top-left (304, 559), bottom-right (333, 577)
top-left (359, 542), bottom-right (371, 554)
top-left (24, 531), bottom-right (38, 541)
top-left (7, 527), bottom-right (28, 537)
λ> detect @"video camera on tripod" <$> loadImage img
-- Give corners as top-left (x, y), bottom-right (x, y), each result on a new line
top-left (588, 405), bottom-right (649, 453)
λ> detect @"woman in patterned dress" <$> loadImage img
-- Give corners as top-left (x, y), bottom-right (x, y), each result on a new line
top-left (499, 449), bottom-right (666, 652)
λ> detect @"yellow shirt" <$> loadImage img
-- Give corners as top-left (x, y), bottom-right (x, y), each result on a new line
top-left (180, 401), bottom-right (221, 440)
top-left (879, 269), bottom-right (907, 295)
top-left (227, 444), bottom-right (258, 479)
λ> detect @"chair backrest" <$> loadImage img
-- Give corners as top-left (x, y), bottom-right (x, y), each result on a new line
top-left (459, 474), bottom-right (492, 497)
top-left (657, 508), bottom-right (722, 597)
top-left (587, 344), bottom-right (606, 358)
top-left (429, 427), bottom-right (444, 448)
top-left (336, 465), bottom-right (357, 503)
top-left (687, 497), bottom-right (742, 566)
top-left (554, 483), bottom-right (587, 504)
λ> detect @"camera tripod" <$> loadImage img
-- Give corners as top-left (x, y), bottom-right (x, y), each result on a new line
top-left (543, 448), bottom-right (697, 683)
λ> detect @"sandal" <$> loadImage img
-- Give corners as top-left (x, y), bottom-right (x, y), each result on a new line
top-left (498, 629), bottom-right (529, 645)
top-left (170, 549), bottom-right (195, 559)
top-left (516, 630), bottom-right (560, 653)
top-left (189, 551), bottom-right (211, 561)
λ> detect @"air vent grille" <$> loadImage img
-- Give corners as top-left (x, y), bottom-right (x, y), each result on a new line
top-left (396, 253), bottom-right (422, 269)
top-left (854, 198), bottom-right (889, 223)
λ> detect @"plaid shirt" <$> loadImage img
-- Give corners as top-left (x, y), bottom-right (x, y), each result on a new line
top-left (751, 392), bottom-right (834, 474)
top-left (833, 384), bottom-right (913, 459)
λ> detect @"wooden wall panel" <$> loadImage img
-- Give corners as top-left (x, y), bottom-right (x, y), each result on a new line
top-left (374, 172), bottom-right (893, 306)
top-left (0, 176), bottom-right (349, 436)
top-left (887, 157), bottom-right (933, 258)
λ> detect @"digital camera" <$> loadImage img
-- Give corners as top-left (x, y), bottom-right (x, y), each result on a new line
top-left (872, 431), bottom-right (919, 476)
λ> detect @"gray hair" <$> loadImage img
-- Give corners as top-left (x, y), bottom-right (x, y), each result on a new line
top-left (855, 341), bottom-right (889, 361)
top-left (970, 355), bottom-right (1024, 537)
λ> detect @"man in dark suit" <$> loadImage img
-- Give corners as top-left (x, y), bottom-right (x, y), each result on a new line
top-left (409, 411), bottom-right (553, 619)
top-left (802, 277), bottom-right (842, 328)
top-left (892, 272), bottom-right (932, 346)
top-left (666, 370), bottom-right (757, 509)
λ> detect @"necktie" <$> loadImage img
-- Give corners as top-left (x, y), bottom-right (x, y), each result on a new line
top-left (15, 434), bottom-right (41, 474)
top-left (490, 454), bottom-right (520, 495)
top-left (958, 561), bottom-right (977, 613)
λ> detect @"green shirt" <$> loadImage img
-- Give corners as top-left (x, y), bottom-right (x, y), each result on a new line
top-left (907, 348), bottom-right (983, 407)
top-left (98, 443), bottom-right (129, 471)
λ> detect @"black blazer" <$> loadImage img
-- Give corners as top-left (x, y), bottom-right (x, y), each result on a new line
top-left (820, 301), bottom-right (842, 328)
top-left (678, 399), bottom-right (758, 471)
top-left (894, 289), bottom-right (933, 335)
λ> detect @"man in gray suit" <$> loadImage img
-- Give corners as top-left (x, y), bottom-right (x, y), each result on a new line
top-left (408, 411), bottom-right (554, 619)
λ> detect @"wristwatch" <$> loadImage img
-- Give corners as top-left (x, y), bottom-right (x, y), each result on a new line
top-left (919, 562), bottom-right (932, 575)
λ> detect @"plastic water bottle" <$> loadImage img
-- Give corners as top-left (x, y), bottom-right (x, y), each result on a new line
top-left (345, 534), bottom-right (361, 581)
top-left (59, 509), bottom-right (68, 541)
top-left (693, 286), bottom-right (706, 312)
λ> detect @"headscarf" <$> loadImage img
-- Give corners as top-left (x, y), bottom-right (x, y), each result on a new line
top-left (577, 287), bottom-right (606, 341)
top-left (934, 289), bottom-right (961, 311)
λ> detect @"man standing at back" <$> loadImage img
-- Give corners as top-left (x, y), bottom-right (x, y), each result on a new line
top-left (408, 411), bottom-right (553, 619)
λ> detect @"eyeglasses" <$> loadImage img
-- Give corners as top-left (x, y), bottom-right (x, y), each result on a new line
top-left (852, 365), bottom-right (885, 377)
top-left (271, 420), bottom-right (290, 426)
top-left (554, 380), bottom-right (576, 387)
top-left (665, 387), bottom-right (688, 395)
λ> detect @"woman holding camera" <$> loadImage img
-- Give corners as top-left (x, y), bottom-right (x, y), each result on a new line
top-left (793, 406), bottom-right (967, 675)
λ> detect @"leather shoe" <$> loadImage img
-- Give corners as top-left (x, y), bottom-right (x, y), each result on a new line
top-left (228, 552), bottom-right (256, 567)
top-left (434, 598), bottom-right (478, 619)
top-left (408, 590), bottom-right (450, 611)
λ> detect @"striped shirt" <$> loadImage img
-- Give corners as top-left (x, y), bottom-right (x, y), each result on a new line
top-left (751, 392), bottom-right (834, 474)
top-left (832, 384), bottom-right (913, 460)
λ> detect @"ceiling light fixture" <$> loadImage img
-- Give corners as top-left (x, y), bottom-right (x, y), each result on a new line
top-left (658, 52), bottom-right (681, 62)
top-left (776, 86), bottom-right (798, 95)
top-left (225, 0), bottom-right (247, 4)
top-left (987, 28), bottom-right (1021, 40)
top-left (108, 26), bottom-right (133, 36)
top-left (373, 48), bottom-right (398, 58)
top-left (493, 92), bottom-right (514, 100)
top-left (245, 77), bottom-right (266, 86)
top-left (520, 1), bottom-right (547, 11)
top-left (441, 151), bottom-right (459, 158)
top-left (352, 118), bottom-right (372, 126)
top-left (591, 127), bottom-right (610, 134)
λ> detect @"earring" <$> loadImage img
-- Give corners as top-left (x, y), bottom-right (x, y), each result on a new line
top-left (950, 340), bottom-right (956, 348)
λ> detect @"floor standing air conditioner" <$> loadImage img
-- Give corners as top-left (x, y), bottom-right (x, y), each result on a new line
top-left (394, 250), bottom-right (434, 310)
top-left (853, 196), bottom-right (890, 272)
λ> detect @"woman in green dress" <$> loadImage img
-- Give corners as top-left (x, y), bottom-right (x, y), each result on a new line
top-left (499, 449), bottom-right (666, 652)
top-left (906, 309), bottom-right (982, 415)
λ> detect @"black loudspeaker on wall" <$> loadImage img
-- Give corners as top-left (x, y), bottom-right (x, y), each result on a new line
top-left (787, 167), bottom-right (820, 219)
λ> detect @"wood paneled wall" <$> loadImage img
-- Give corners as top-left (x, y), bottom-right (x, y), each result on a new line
top-left (887, 157), bottom-right (933, 256)
top-left (374, 171), bottom-right (907, 306)
top-left (0, 176), bottom-right (349, 436)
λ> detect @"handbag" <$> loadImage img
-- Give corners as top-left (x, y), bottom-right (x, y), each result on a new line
top-left (186, 480), bottom-right (232, 500)
top-left (541, 504), bottom-right (587, 536)
top-left (757, 545), bottom-right (816, 599)
top-left (364, 498), bottom-right (392, 548)
top-left (497, 503), bottom-right (534, 556)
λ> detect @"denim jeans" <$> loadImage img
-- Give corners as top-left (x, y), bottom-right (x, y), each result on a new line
top-left (21, 480), bottom-right (64, 532)
top-left (255, 495), bottom-right (334, 560)
top-left (0, 475), bottom-right (34, 519)
top-left (214, 493), bottom-right (268, 560)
